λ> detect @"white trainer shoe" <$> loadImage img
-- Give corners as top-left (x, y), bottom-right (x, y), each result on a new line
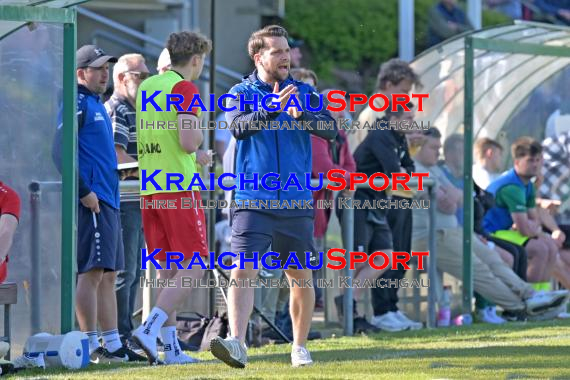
top-left (370, 312), bottom-right (409, 332)
top-left (291, 346), bottom-right (313, 368)
top-left (525, 290), bottom-right (569, 315)
top-left (210, 337), bottom-right (247, 368)
top-left (487, 307), bottom-right (507, 324)
top-left (164, 351), bottom-right (200, 365)
top-left (478, 306), bottom-right (506, 324)
top-left (132, 326), bottom-right (159, 365)
top-left (394, 311), bottom-right (423, 330)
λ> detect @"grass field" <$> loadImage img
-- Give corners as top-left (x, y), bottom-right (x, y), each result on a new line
top-left (10, 320), bottom-right (570, 379)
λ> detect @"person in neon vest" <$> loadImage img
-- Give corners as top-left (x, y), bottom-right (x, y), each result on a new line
top-left (132, 31), bottom-right (212, 365)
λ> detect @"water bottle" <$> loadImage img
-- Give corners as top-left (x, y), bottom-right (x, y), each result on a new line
top-left (437, 286), bottom-right (452, 327)
top-left (453, 313), bottom-right (473, 326)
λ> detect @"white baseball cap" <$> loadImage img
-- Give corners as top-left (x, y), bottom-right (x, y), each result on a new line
top-left (157, 48), bottom-right (171, 72)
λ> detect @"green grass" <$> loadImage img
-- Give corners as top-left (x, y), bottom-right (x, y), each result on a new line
top-left (10, 321), bottom-right (570, 379)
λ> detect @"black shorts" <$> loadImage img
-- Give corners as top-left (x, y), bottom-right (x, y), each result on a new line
top-left (354, 208), bottom-right (393, 252)
top-left (230, 209), bottom-right (315, 269)
top-left (77, 201), bottom-right (124, 274)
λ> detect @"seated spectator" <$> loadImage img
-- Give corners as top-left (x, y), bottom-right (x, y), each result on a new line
top-left (473, 137), bottom-right (504, 190)
top-left (0, 181), bottom-right (20, 284)
top-left (413, 128), bottom-right (567, 320)
top-left (428, 0), bottom-right (474, 47)
top-left (439, 134), bottom-right (465, 222)
top-left (483, 137), bottom-right (570, 290)
top-left (441, 135), bottom-right (530, 324)
top-left (484, 0), bottom-right (523, 19)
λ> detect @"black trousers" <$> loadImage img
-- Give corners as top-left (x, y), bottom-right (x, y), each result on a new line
top-left (371, 197), bottom-right (412, 316)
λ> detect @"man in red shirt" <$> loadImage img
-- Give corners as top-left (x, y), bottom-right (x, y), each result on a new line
top-left (0, 181), bottom-right (20, 283)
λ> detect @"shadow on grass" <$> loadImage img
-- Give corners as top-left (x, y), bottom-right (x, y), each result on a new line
top-left (248, 344), bottom-right (570, 373)
top-left (361, 320), bottom-right (570, 343)
top-left (8, 345), bottom-right (570, 379)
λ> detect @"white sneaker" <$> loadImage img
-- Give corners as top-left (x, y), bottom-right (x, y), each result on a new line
top-left (394, 311), bottom-right (423, 330)
top-left (557, 312), bottom-right (570, 319)
top-left (487, 307), bottom-right (507, 324)
top-left (164, 351), bottom-right (200, 365)
top-left (528, 302), bottom-right (567, 321)
top-left (132, 326), bottom-right (159, 365)
top-left (210, 337), bottom-right (247, 368)
top-left (478, 307), bottom-right (506, 324)
top-left (291, 346), bottom-right (313, 367)
top-left (525, 290), bottom-right (569, 315)
top-left (370, 312), bottom-right (409, 332)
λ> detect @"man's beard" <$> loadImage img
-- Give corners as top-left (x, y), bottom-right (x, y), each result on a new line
top-left (260, 61), bottom-right (288, 82)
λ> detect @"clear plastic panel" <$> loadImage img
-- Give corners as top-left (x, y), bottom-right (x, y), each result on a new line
top-left (479, 58), bottom-right (570, 140)
top-left (0, 22), bottom-right (63, 352)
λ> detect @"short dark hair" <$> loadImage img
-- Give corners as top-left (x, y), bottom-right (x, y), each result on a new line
top-left (376, 59), bottom-right (422, 91)
top-left (247, 25), bottom-right (288, 60)
top-left (166, 31), bottom-right (212, 67)
top-left (474, 137), bottom-right (503, 160)
top-left (385, 102), bottom-right (414, 120)
top-left (423, 127), bottom-right (442, 139)
top-left (511, 137), bottom-right (542, 159)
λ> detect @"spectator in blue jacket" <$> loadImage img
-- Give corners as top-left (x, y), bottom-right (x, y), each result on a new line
top-left (428, 0), bottom-right (474, 47)
top-left (52, 45), bottom-right (144, 364)
top-left (209, 25), bottom-right (336, 369)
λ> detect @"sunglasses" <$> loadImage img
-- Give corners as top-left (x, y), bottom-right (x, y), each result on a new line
top-left (124, 71), bottom-right (151, 80)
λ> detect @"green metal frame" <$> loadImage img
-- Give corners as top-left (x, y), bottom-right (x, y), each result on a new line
top-left (463, 35), bottom-right (570, 313)
top-left (0, 4), bottom-right (77, 333)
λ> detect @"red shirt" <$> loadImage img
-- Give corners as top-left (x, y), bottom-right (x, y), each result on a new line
top-left (0, 182), bottom-right (21, 283)
top-left (311, 130), bottom-right (356, 238)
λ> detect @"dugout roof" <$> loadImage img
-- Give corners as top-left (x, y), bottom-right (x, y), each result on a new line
top-left (411, 20), bottom-right (570, 141)
top-left (0, 0), bottom-right (87, 40)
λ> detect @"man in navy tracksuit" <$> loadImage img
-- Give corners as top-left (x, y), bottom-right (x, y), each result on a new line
top-left (210, 25), bottom-right (336, 368)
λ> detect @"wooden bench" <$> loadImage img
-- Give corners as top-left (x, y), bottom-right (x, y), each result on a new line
top-left (0, 283), bottom-right (17, 359)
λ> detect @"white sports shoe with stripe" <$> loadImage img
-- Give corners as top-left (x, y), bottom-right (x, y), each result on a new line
top-left (291, 346), bottom-right (313, 368)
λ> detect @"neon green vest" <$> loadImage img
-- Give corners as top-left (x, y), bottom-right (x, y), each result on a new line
top-left (136, 71), bottom-right (199, 195)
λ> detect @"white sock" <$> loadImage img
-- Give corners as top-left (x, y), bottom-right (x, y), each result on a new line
top-left (102, 329), bottom-right (122, 353)
top-left (141, 307), bottom-right (168, 338)
top-left (161, 326), bottom-right (181, 360)
top-left (86, 331), bottom-right (99, 353)
top-left (292, 344), bottom-right (305, 351)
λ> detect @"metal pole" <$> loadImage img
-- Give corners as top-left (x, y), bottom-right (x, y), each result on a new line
top-left (341, 199), bottom-right (354, 336)
top-left (207, 0), bottom-right (217, 317)
top-left (29, 182), bottom-right (41, 334)
top-left (61, 18), bottom-right (77, 334)
top-left (191, 0), bottom-right (199, 31)
top-left (463, 36), bottom-right (475, 315)
top-left (398, 0), bottom-right (415, 61)
top-left (427, 185), bottom-right (437, 328)
top-left (467, 0), bottom-right (482, 29)
top-left (181, 0), bottom-right (191, 31)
